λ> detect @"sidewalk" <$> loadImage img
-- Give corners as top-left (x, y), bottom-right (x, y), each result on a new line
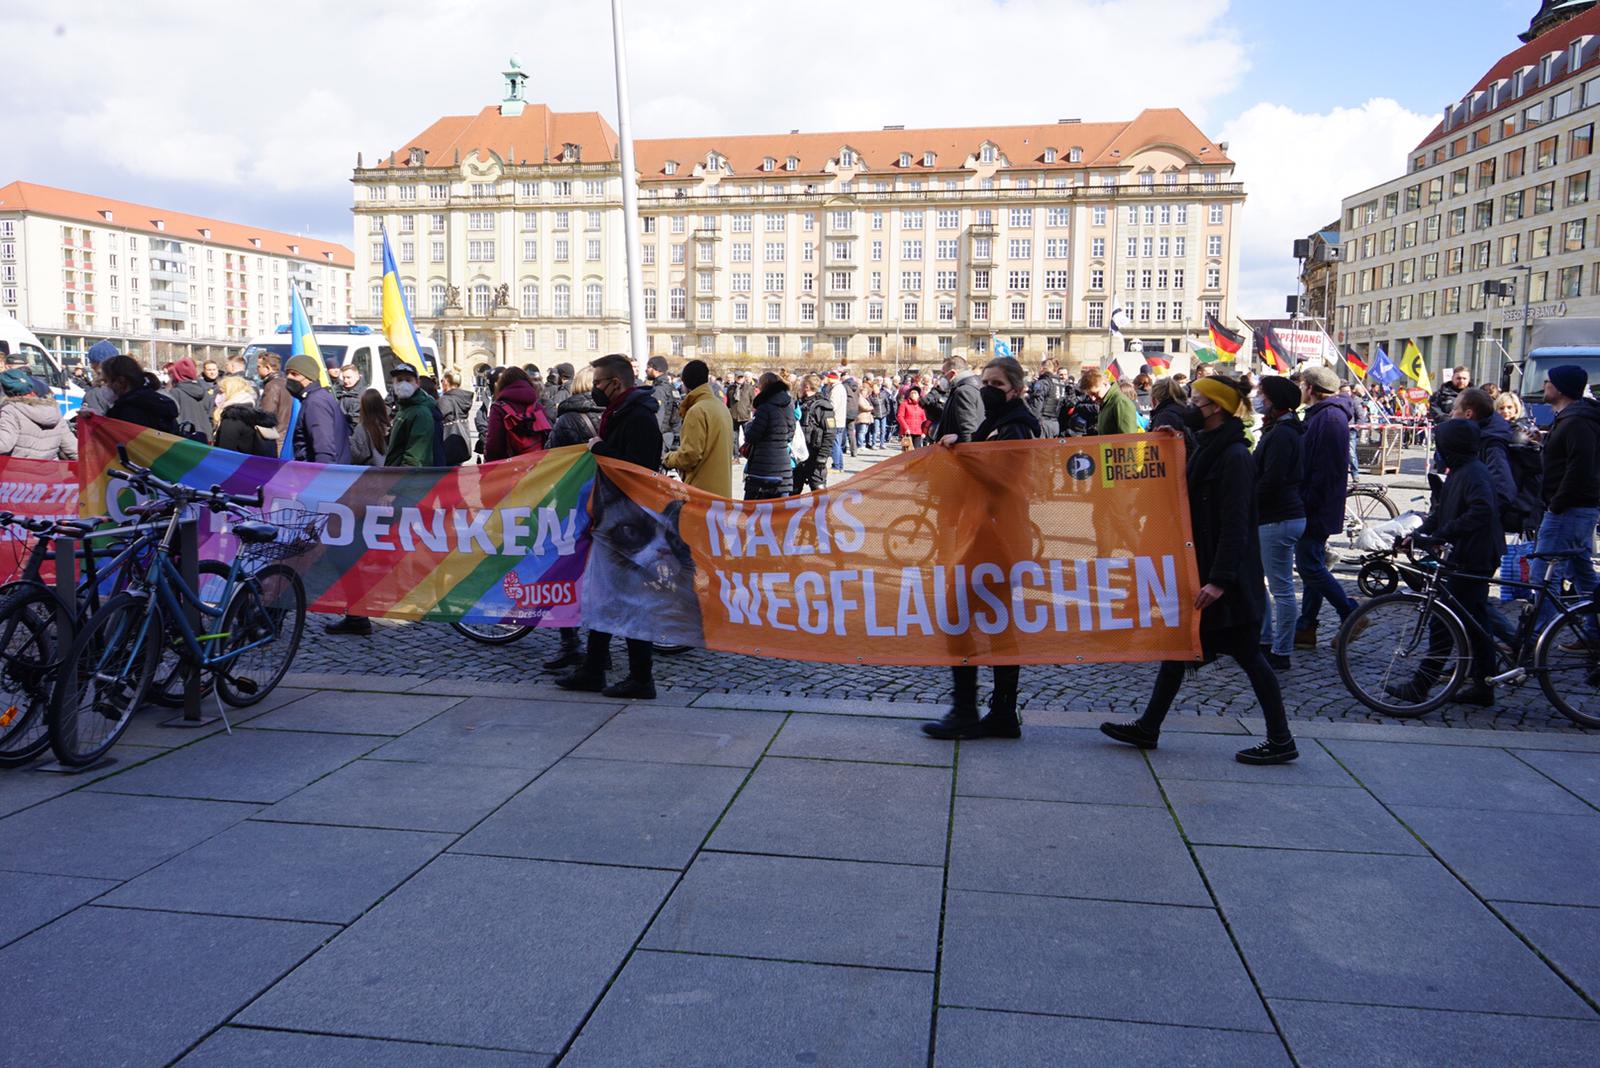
top-left (2, 674), bottom-right (1598, 1065)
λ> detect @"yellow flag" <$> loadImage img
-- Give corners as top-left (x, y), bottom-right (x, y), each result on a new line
top-left (1400, 341), bottom-right (1433, 392)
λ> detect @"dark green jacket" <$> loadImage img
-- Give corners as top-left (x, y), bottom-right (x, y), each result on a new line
top-left (386, 390), bottom-right (440, 467)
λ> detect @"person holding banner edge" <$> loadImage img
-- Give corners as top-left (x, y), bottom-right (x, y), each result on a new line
top-left (922, 355), bottom-right (1041, 741)
top-left (1101, 374), bottom-right (1300, 765)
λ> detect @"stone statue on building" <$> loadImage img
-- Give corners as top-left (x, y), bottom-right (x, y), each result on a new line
top-left (445, 284), bottom-right (461, 309)
top-left (493, 283), bottom-right (510, 309)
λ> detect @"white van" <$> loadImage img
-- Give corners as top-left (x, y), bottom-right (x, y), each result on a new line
top-left (240, 324), bottom-right (440, 394)
top-left (0, 312), bottom-right (81, 415)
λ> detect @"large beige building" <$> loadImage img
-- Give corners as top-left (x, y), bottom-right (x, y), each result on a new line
top-left (1337, 5), bottom-right (1600, 383)
top-left (354, 64), bottom-right (1243, 372)
top-left (0, 182), bottom-right (352, 365)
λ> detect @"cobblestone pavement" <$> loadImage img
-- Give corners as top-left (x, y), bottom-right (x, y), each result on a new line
top-left (297, 442), bottom-right (1592, 735)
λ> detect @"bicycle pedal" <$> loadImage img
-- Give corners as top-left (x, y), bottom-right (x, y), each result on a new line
top-left (226, 675), bottom-right (259, 695)
top-left (1488, 667), bottom-right (1526, 687)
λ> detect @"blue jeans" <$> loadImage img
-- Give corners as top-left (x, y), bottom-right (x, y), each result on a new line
top-left (831, 427), bottom-right (846, 470)
top-left (1259, 518), bottom-right (1305, 655)
top-left (1532, 506), bottom-right (1600, 629)
top-left (1295, 533), bottom-right (1356, 632)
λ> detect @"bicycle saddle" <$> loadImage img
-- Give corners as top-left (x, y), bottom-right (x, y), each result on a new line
top-left (233, 521), bottom-right (280, 545)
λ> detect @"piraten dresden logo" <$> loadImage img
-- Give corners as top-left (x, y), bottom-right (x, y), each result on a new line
top-left (1066, 452), bottom-right (1097, 481)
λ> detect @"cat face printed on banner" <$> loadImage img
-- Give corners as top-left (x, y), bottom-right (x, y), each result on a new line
top-left (580, 473), bottom-right (705, 647)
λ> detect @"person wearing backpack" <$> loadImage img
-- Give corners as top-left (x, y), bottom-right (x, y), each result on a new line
top-left (483, 366), bottom-right (551, 462)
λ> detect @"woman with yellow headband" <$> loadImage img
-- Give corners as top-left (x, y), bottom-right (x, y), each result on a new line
top-left (1101, 373), bottom-right (1300, 765)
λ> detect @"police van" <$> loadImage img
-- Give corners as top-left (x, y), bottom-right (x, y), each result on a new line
top-left (240, 324), bottom-right (440, 394)
top-left (0, 312), bottom-right (82, 415)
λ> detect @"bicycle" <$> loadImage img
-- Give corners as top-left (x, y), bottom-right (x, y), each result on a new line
top-left (1342, 481), bottom-right (1399, 546)
top-left (1333, 537), bottom-right (1600, 727)
top-left (452, 620), bottom-right (534, 645)
top-left (46, 453), bottom-right (310, 766)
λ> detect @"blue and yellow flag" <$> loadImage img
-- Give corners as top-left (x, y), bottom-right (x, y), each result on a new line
top-left (289, 286), bottom-right (330, 387)
top-left (1400, 340), bottom-right (1434, 392)
top-left (379, 229), bottom-right (428, 376)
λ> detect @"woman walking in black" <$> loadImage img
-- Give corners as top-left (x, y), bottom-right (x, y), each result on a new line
top-left (1100, 374), bottom-right (1300, 765)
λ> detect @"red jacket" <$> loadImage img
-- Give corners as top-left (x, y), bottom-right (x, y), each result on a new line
top-left (897, 398), bottom-right (928, 436)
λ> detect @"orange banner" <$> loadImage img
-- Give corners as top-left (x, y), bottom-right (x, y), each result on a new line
top-left (588, 435), bottom-right (1202, 666)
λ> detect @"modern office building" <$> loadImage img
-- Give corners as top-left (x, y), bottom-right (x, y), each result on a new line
top-left (354, 63), bottom-right (1243, 373)
top-left (0, 181), bottom-right (352, 365)
top-left (1337, 5), bottom-right (1600, 383)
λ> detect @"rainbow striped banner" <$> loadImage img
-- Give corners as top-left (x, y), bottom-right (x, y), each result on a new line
top-left (79, 414), bottom-right (594, 626)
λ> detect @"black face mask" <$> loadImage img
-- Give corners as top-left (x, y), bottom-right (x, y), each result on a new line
top-left (980, 385), bottom-right (1008, 418)
top-left (591, 385), bottom-right (611, 406)
top-left (1180, 405), bottom-right (1207, 430)
top-left (285, 380), bottom-right (306, 400)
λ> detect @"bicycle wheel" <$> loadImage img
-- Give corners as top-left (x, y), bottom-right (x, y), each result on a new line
top-left (1335, 592), bottom-right (1469, 718)
top-left (1357, 558), bottom-right (1400, 597)
top-left (1535, 602), bottom-right (1600, 728)
top-left (49, 592), bottom-right (162, 766)
top-left (451, 620), bottom-right (534, 645)
top-left (0, 586), bottom-right (60, 767)
top-left (1343, 487), bottom-right (1398, 545)
top-left (148, 561), bottom-right (231, 709)
top-left (215, 564), bottom-right (305, 707)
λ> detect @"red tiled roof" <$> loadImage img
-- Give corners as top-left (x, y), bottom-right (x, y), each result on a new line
top-left (1415, 4), bottom-right (1600, 149)
top-left (374, 104), bottom-right (620, 169)
top-left (0, 181), bottom-right (352, 267)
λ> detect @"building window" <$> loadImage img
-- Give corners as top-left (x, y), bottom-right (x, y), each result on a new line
top-left (467, 239), bottom-right (495, 261)
top-left (586, 239), bottom-right (601, 261)
top-left (1206, 235), bottom-right (1223, 256)
top-left (470, 283), bottom-right (491, 315)
top-left (522, 239), bottom-right (538, 261)
top-left (668, 287), bottom-right (685, 319)
top-left (1561, 264), bottom-right (1584, 298)
top-left (520, 282), bottom-right (540, 317)
top-left (430, 283), bottom-right (446, 315)
top-left (553, 282), bottom-right (572, 317)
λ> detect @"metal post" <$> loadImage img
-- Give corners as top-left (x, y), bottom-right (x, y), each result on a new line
top-left (161, 516), bottom-right (216, 728)
top-left (610, 0), bottom-right (648, 373)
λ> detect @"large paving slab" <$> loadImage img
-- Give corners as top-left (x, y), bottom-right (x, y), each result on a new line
top-left (934, 1007), bottom-right (1291, 1067)
top-left (86, 728), bottom-right (379, 804)
top-left (178, 1027), bottom-right (548, 1066)
top-left (0, 869), bottom-right (116, 948)
top-left (0, 791), bottom-right (256, 880)
top-left (1162, 779), bottom-right (1425, 854)
top-left (947, 795), bottom-right (1210, 906)
top-left (1146, 732), bottom-right (1358, 786)
top-left (768, 712), bottom-right (955, 765)
top-left (709, 755), bottom-right (950, 866)
top-left (100, 820), bottom-right (452, 924)
top-left (644, 851), bottom-right (943, 970)
top-left (691, 690), bottom-right (939, 719)
top-left (259, 758), bottom-right (539, 833)
top-left (957, 726), bottom-right (1163, 806)
top-left (1272, 999), bottom-right (1600, 1067)
top-left (0, 749), bottom-right (163, 817)
top-left (1495, 901), bottom-right (1600, 999)
top-left (117, 686), bottom-right (313, 748)
top-left (369, 698), bottom-right (617, 768)
top-left (570, 705), bottom-right (785, 767)
top-left (0, 905), bottom-right (330, 1067)
top-left (240, 853), bottom-right (674, 1055)
top-left (938, 889), bottom-right (1271, 1032)
top-left (243, 691), bottom-right (462, 735)
top-left (1511, 748), bottom-right (1600, 809)
top-left (1395, 804), bottom-right (1600, 907)
top-left (1323, 739), bottom-right (1594, 814)
top-left (453, 757), bottom-right (746, 869)
top-left (1198, 846), bottom-right (1592, 1017)
top-left (563, 950), bottom-right (932, 1067)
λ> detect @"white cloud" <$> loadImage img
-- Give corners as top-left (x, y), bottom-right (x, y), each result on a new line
top-left (1220, 98), bottom-right (1437, 319)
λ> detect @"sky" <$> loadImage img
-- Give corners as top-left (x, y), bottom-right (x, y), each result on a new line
top-left (0, 0), bottom-right (1548, 320)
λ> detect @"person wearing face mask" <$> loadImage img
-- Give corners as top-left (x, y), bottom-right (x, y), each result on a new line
top-left (1254, 375), bottom-right (1307, 670)
top-left (922, 355), bottom-right (1041, 740)
top-left (384, 363), bottom-right (444, 467)
top-left (933, 353), bottom-right (984, 443)
top-left (285, 355), bottom-right (352, 465)
top-left (1102, 374), bottom-right (1301, 765)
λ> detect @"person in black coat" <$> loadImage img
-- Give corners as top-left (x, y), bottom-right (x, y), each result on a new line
top-left (646, 355), bottom-right (681, 454)
top-left (285, 355), bottom-right (353, 465)
top-left (1386, 418), bottom-right (1505, 708)
top-left (1145, 377), bottom-right (1196, 456)
top-left (794, 374), bottom-right (833, 494)
top-left (543, 362), bottom-right (575, 423)
top-left (101, 356), bottom-right (180, 435)
top-left (1102, 374), bottom-right (1300, 765)
top-left (556, 354), bottom-right (664, 701)
top-left (1254, 375), bottom-right (1306, 669)
top-left (742, 372), bottom-right (795, 500)
top-left (922, 356), bottom-right (1040, 742)
top-left (933, 354), bottom-right (984, 443)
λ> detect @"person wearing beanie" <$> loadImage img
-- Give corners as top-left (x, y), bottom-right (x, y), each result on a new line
top-left (80, 340), bottom-right (122, 417)
top-left (1385, 418), bottom-right (1503, 707)
top-left (285, 354), bottom-right (351, 465)
top-left (0, 368), bottom-right (76, 460)
top-left (1254, 375), bottom-right (1307, 669)
top-left (163, 356), bottom-right (214, 444)
top-left (1531, 364), bottom-right (1600, 631)
top-left (1293, 364), bottom-right (1359, 648)
top-left (1102, 374), bottom-right (1300, 765)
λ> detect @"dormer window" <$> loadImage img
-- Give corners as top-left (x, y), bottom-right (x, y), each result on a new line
top-left (289, 244), bottom-right (299, 255)
top-left (1068, 147), bottom-right (1082, 163)
top-left (99, 209), bottom-right (113, 222)
top-left (761, 157), bottom-right (776, 171)
top-left (562, 143), bottom-right (581, 163)
top-left (979, 144), bottom-right (996, 164)
top-left (408, 147), bottom-right (425, 165)
top-left (898, 152), bottom-right (911, 168)
top-left (923, 151), bottom-right (935, 167)
top-left (199, 227), bottom-right (211, 239)
top-left (785, 156), bottom-right (799, 171)
top-left (839, 148), bottom-right (855, 167)
top-left (152, 219), bottom-right (165, 231)
top-left (250, 237), bottom-right (261, 248)
top-left (706, 152), bottom-right (720, 170)
top-left (1043, 147), bottom-right (1057, 164)
top-left (664, 160), bottom-right (678, 175)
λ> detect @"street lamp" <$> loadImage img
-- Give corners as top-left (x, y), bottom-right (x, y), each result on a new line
top-left (1510, 263), bottom-right (1534, 370)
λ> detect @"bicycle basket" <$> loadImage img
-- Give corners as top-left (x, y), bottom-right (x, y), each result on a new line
top-left (237, 506), bottom-right (329, 566)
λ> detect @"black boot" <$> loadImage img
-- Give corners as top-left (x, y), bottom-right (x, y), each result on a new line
top-left (976, 666), bottom-right (1022, 739)
top-left (542, 628), bottom-right (584, 672)
top-left (922, 667), bottom-right (981, 740)
top-left (1099, 719), bottom-right (1159, 750)
top-left (556, 631), bottom-right (611, 692)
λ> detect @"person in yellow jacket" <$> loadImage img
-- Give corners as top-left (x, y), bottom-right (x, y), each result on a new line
top-left (663, 359), bottom-right (734, 496)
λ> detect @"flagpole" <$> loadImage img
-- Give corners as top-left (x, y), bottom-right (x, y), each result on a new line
top-left (610, 0), bottom-right (648, 374)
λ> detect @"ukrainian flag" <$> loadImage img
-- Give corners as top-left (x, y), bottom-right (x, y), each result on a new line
top-left (379, 227), bottom-right (428, 376)
top-left (289, 286), bottom-right (330, 387)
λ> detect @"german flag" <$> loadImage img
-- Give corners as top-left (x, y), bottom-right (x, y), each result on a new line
top-left (1342, 346), bottom-right (1369, 380)
top-left (1259, 328), bottom-right (1290, 374)
top-left (1146, 353), bottom-right (1172, 376)
top-left (1205, 314), bottom-right (1244, 362)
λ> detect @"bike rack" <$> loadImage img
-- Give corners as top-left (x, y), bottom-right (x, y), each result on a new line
top-left (158, 518), bottom-right (217, 730)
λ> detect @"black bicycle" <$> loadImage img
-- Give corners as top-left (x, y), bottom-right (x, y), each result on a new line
top-left (1334, 538), bottom-right (1600, 726)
